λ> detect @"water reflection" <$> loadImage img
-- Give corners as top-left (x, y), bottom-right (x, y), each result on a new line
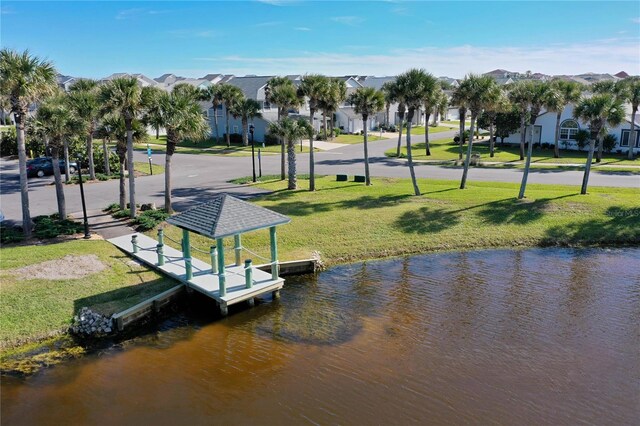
top-left (2, 248), bottom-right (639, 425)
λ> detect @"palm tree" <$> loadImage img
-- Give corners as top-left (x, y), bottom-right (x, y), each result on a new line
top-left (507, 81), bottom-right (531, 162)
top-left (298, 74), bottom-right (329, 191)
top-left (459, 74), bottom-right (501, 189)
top-left (229, 97), bottom-right (262, 147)
top-left (265, 76), bottom-right (303, 180)
top-left (141, 85), bottom-right (166, 141)
top-left (381, 81), bottom-right (405, 157)
top-left (381, 81), bottom-right (396, 128)
top-left (149, 83), bottom-right (208, 213)
top-left (432, 89), bottom-right (448, 127)
top-left (573, 94), bottom-right (625, 194)
top-left (421, 80), bottom-right (443, 156)
top-left (451, 82), bottom-right (471, 160)
top-left (34, 94), bottom-right (82, 219)
top-left (396, 69), bottom-right (436, 196)
top-left (67, 78), bottom-right (100, 180)
top-left (619, 76), bottom-right (640, 160)
top-left (218, 84), bottom-right (243, 147)
top-left (0, 49), bottom-right (57, 237)
top-left (509, 80), bottom-right (553, 199)
top-left (548, 80), bottom-right (583, 158)
top-left (268, 117), bottom-right (312, 190)
top-left (348, 87), bottom-right (385, 186)
top-left (202, 84), bottom-right (224, 142)
top-left (99, 77), bottom-right (144, 218)
top-left (320, 78), bottom-right (347, 140)
top-left (480, 91), bottom-right (508, 158)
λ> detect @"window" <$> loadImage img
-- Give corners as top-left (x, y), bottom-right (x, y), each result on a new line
top-left (233, 125), bottom-right (239, 134)
top-left (262, 101), bottom-right (272, 111)
top-left (620, 129), bottom-right (640, 147)
top-left (559, 119), bottom-right (579, 140)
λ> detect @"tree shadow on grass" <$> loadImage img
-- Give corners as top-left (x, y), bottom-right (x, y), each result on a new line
top-left (477, 194), bottom-right (578, 225)
top-left (337, 194), bottom-right (412, 210)
top-left (395, 206), bottom-right (461, 234)
top-left (543, 206), bottom-right (640, 245)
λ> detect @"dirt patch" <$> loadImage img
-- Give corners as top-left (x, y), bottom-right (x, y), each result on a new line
top-left (11, 255), bottom-right (107, 280)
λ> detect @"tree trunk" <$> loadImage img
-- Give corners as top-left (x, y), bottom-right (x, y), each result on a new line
top-left (119, 155), bottom-right (126, 210)
top-left (156, 127), bottom-right (160, 140)
top-left (287, 138), bottom-right (297, 190)
top-left (628, 108), bottom-right (637, 160)
top-left (489, 122), bottom-right (495, 158)
top-left (213, 104), bottom-right (220, 142)
top-left (330, 116), bottom-right (335, 140)
top-left (225, 109), bottom-right (231, 147)
top-left (102, 139), bottom-right (110, 175)
top-left (424, 112), bottom-right (431, 156)
top-left (63, 140), bottom-right (70, 183)
top-left (309, 108), bottom-right (316, 191)
top-left (165, 150), bottom-right (173, 213)
top-left (519, 114), bottom-right (526, 161)
top-left (242, 118), bottom-right (248, 146)
top-left (554, 111), bottom-right (561, 158)
top-left (596, 134), bottom-right (603, 163)
top-left (278, 108), bottom-right (285, 180)
top-left (460, 114), bottom-right (475, 189)
top-left (518, 120), bottom-right (536, 199)
top-left (385, 105), bottom-right (390, 127)
top-left (406, 110), bottom-right (420, 196)
top-left (396, 111), bottom-right (404, 157)
top-left (87, 133), bottom-right (96, 180)
top-left (458, 110), bottom-right (466, 160)
top-left (322, 111), bottom-right (327, 140)
top-left (14, 111), bottom-right (32, 237)
top-left (126, 123), bottom-right (136, 218)
top-left (363, 117), bottom-right (371, 186)
top-left (581, 137), bottom-right (596, 195)
top-left (51, 145), bottom-right (66, 219)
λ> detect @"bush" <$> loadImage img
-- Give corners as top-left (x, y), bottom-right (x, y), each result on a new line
top-left (134, 209), bottom-right (170, 231)
top-left (222, 133), bottom-right (243, 144)
top-left (112, 209), bottom-right (131, 219)
top-left (92, 148), bottom-right (119, 174)
top-left (0, 127), bottom-right (17, 157)
top-left (333, 127), bottom-right (341, 137)
top-left (32, 214), bottom-right (84, 239)
top-left (104, 203), bottom-right (120, 213)
top-left (264, 134), bottom-right (279, 145)
top-left (602, 134), bottom-right (617, 153)
top-left (387, 124), bottom-right (397, 132)
top-left (0, 224), bottom-right (24, 245)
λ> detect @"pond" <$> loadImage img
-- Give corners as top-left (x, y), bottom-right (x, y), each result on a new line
top-left (2, 248), bottom-right (639, 425)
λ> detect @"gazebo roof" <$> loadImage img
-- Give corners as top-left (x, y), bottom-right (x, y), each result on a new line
top-left (166, 194), bottom-right (290, 239)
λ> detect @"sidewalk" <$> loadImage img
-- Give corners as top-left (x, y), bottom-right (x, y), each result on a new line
top-left (70, 209), bottom-right (135, 240)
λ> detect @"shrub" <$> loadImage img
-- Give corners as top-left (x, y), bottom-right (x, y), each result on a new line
top-left (112, 209), bottom-right (131, 219)
top-left (602, 134), bottom-right (617, 153)
top-left (104, 203), bottom-right (120, 213)
top-left (264, 134), bottom-right (279, 145)
top-left (134, 209), bottom-right (170, 231)
top-left (32, 214), bottom-right (84, 239)
top-left (92, 148), bottom-right (119, 174)
top-left (387, 124), bottom-right (397, 132)
top-left (333, 127), bottom-right (341, 137)
top-left (222, 133), bottom-right (243, 144)
top-left (0, 127), bottom-right (17, 157)
top-left (0, 225), bottom-right (24, 245)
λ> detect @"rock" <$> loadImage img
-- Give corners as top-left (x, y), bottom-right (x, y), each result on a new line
top-left (141, 203), bottom-right (156, 211)
top-left (69, 307), bottom-right (115, 337)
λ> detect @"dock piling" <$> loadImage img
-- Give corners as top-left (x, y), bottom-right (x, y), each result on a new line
top-left (245, 259), bottom-right (253, 289)
top-left (131, 235), bottom-right (138, 253)
top-left (234, 234), bottom-right (242, 266)
top-left (210, 246), bottom-right (218, 274)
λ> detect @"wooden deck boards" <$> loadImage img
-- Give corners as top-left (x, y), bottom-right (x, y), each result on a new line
top-left (108, 233), bottom-right (284, 308)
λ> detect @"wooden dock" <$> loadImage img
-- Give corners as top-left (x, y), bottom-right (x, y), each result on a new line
top-left (108, 233), bottom-right (284, 315)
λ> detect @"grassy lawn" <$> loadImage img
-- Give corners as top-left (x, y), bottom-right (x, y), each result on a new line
top-left (441, 120), bottom-right (471, 126)
top-left (331, 134), bottom-right (385, 144)
top-left (142, 135), bottom-right (312, 156)
top-left (134, 161), bottom-right (164, 175)
top-left (403, 125), bottom-right (454, 135)
top-left (386, 137), bottom-right (640, 167)
top-left (0, 240), bottom-right (177, 348)
top-left (158, 176), bottom-right (639, 268)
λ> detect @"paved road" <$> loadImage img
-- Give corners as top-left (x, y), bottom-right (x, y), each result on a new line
top-left (1, 132), bottom-right (638, 224)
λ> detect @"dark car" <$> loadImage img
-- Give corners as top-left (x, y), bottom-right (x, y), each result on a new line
top-left (27, 157), bottom-right (78, 178)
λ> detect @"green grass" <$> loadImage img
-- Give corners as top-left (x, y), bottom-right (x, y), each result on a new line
top-left (142, 135), bottom-right (312, 156)
top-left (386, 136), bottom-right (640, 167)
top-left (158, 176), bottom-right (640, 268)
top-left (0, 240), bottom-right (178, 348)
top-left (134, 161), bottom-right (164, 175)
top-left (330, 134), bottom-right (385, 144)
top-left (442, 120), bottom-right (471, 126)
top-left (402, 125), bottom-right (454, 135)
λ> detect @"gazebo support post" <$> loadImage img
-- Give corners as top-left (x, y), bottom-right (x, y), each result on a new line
top-left (269, 226), bottom-right (279, 280)
top-left (210, 246), bottom-right (218, 274)
top-left (234, 234), bottom-right (242, 266)
top-left (217, 238), bottom-right (226, 297)
top-left (182, 229), bottom-right (192, 280)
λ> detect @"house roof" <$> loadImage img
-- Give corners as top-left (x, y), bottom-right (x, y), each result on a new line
top-left (360, 76), bottom-right (396, 90)
top-left (225, 75), bottom-right (273, 99)
top-left (615, 71), bottom-right (630, 78)
top-left (166, 194), bottom-right (291, 239)
top-left (201, 73), bottom-right (223, 81)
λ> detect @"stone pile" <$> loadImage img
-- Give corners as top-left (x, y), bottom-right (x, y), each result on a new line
top-left (70, 307), bottom-right (113, 337)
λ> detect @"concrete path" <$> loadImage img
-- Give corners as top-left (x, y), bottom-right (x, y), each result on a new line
top-left (70, 209), bottom-right (135, 239)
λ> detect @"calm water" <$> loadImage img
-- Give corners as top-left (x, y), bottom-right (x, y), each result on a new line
top-left (2, 248), bottom-right (639, 425)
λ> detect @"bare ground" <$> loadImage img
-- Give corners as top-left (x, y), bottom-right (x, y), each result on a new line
top-left (10, 254), bottom-right (108, 280)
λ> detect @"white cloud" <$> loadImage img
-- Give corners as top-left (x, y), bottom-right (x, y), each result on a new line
top-left (194, 38), bottom-right (640, 77)
top-left (294, 27), bottom-right (311, 31)
top-left (116, 8), bottom-right (169, 20)
top-left (632, 17), bottom-right (640, 24)
top-left (254, 21), bottom-right (282, 27)
top-left (331, 16), bottom-right (365, 26)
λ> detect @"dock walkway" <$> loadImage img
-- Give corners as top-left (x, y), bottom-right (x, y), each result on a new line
top-left (108, 233), bottom-right (283, 315)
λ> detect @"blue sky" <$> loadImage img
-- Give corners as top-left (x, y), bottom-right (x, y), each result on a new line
top-left (2, 1), bottom-right (639, 78)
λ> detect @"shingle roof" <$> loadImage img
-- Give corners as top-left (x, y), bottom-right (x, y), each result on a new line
top-left (225, 76), bottom-right (273, 99)
top-left (360, 76), bottom-right (396, 90)
top-left (166, 194), bottom-right (291, 239)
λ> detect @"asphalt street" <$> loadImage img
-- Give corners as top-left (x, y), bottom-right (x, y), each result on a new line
top-left (1, 131), bottom-right (638, 224)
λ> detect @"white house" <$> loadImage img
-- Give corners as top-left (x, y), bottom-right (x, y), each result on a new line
top-left (501, 103), bottom-right (640, 154)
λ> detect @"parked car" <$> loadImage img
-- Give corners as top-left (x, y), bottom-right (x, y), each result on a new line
top-left (26, 157), bottom-right (78, 178)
